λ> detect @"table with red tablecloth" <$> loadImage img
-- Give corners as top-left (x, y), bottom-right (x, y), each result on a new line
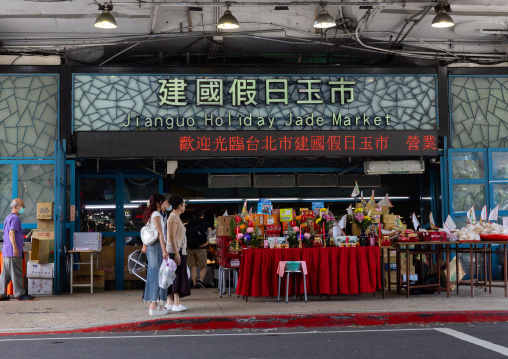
top-left (236, 247), bottom-right (381, 297)
top-left (0, 252), bottom-right (27, 295)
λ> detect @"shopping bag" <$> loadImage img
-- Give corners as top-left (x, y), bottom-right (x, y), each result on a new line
top-left (159, 258), bottom-right (177, 289)
top-left (443, 256), bottom-right (466, 291)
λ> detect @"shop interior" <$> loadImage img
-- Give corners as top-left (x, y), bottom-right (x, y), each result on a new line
top-left (75, 155), bottom-right (441, 290)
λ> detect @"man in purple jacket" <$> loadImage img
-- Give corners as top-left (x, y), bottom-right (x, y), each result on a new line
top-left (0, 198), bottom-right (34, 301)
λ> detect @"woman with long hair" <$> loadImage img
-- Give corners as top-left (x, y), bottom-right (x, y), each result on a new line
top-left (142, 193), bottom-right (169, 316)
top-left (165, 194), bottom-right (191, 312)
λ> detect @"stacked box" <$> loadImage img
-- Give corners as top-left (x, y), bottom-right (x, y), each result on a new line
top-left (26, 260), bottom-right (54, 296)
top-left (30, 230), bottom-right (55, 264)
top-left (216, 236), bottom-right (241, 268)
top-left (216, 216), bottom-right (235, 237)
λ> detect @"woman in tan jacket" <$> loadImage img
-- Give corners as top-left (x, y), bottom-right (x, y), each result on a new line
top-left (165, 194), bottom-right (191, 312)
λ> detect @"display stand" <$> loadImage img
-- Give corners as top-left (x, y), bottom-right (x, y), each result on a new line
top-left (69, 250), bottom-right (99, 294)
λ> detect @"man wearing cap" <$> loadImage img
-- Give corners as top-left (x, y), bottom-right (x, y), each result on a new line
top-left (0, 198), bottom-right (34, 301)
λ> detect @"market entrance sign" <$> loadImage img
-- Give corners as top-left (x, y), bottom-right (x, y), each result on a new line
top-left (73, 74), bottom-right (437, 132)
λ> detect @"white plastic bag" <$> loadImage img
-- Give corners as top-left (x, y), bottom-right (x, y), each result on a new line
top-left (159, 258), bottom-right (177, 289)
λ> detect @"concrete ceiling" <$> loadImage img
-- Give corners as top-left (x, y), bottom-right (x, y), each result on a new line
top-left (1, 0), bottom-right (508, 66)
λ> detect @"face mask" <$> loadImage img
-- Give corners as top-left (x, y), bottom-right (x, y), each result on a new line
top-left (18, 207), bottom-right (25, 215)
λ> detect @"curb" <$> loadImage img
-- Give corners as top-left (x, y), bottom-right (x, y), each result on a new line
top-left (2, 311), bottom-right (508, 336)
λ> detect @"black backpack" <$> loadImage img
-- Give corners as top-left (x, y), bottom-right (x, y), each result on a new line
top-left (186, 218), bottom-right (208, 249)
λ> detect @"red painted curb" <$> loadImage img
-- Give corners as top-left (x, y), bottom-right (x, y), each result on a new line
top-left (2, 310), bottom-right (508, 336)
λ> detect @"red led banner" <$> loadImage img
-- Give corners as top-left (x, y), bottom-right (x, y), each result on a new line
top-left (77, 130), bottom-right (438, 158)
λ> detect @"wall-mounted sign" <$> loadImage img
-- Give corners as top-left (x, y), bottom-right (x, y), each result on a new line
top-left (73, 74), bottom-right (437, 132)
top-left (76, 130), bottom-right (439, 158)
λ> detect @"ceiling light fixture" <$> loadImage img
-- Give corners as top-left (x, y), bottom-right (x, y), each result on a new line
top-left (431, 0), bottom-right (454, 28)
top-left (313, 3), bottom-right (336, 29)
top-left (94, 1), bottom-right (117, 29)
top-left (218, 2), bottom-right (239, 29)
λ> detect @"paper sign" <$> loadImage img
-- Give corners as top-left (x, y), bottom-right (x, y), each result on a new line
top-left (312, 202), bottom-right (324, 211)
top-left (257, 199), bottom-right (272, 214)
top-left (280, 209), bottom-right (293, 222)
top-left (503, 217), bottom-right (508, 227)
top-left (70, 205), bottom-right (76, 222)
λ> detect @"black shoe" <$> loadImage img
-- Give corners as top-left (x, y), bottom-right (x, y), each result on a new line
top-left (0, 296), bottom-right (10, 301)
top-left (17, 294), bottom-right (35, 301)
top-left (196, 280), bottom-right (205, 288)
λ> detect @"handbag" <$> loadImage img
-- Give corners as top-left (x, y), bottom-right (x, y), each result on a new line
top-left (141, 216), bottom-right (158, 245)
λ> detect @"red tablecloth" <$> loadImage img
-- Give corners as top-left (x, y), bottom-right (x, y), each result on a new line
top-left (0, 252), bottom-right (27, 296)
top-left (236, 247), bottom-right (381, 297)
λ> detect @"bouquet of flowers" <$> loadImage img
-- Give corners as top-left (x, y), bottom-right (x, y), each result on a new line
top-left (315, 209), bottom-right (336, 232)
top-left (350, 208), bottom-right (372, 230)
top-left (230, 215), bottom-right (262, 248)
top-left (286, 225), bottom-right (302, 248)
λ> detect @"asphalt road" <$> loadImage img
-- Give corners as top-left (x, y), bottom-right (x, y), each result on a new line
top-left (2, 323), bottom-right (508, 359)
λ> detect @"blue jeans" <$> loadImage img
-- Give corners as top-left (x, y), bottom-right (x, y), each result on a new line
top-left (143, 242), bottom-right (167, 303)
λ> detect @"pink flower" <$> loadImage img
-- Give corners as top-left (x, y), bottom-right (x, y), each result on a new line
top-left (246, 227), bottom-right (255, 233)
top-left (355, 213), bottom-right (364, 222)
top-left (293, 226), bottom-right (300, 232)
top-left (304, 232), bottom-right (311, 239)
top-left (237, 233), bottom-right (244, 240)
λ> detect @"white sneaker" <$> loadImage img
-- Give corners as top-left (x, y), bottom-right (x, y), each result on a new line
top-left (149, 308), bottom-right (168, 316)
top-left (171, 304), bottom-right (187, 312)
top-left (164, 304), bottom-right (173, 311)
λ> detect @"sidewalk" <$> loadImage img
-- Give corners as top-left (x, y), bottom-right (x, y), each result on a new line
top-left (1, 286), bottom-right (508, 335)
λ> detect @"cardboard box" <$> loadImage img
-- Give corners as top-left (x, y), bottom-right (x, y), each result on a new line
top-left (36, 202), bottom-right (53, 220)
top-left (73, 269), bottom-right (105, 291)
top-left (30, 230), bottom-right (55, 264)
top-left (383, 214), bottom-right (396, 223)
top-left (265, 215), bottom-right (278, 226)
top-left (28, 278), bottom-right (53, 296)
top-left (99, 246), bottom-right (116, 281)
top-left (26, 260), bottom-right (54, 278)
top-left (217, 216), bottom-right (235, 237)
top-left (73, 232), bottom-right (102, 251)
top-left (37, 219), bottom-right (54, 230)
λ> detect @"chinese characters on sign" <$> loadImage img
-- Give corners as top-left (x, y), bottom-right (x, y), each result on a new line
top-left (158, 77), bottom-right (356, 107)
top-left (173, 131), bottom-right (438, 157)
top-left (76, 131), bottom-right (439, 158)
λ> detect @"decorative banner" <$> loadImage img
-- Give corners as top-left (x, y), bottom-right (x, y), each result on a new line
top-left (480, 205), bottom-right (488, 222)
top-left (429, 212), bottom-right (439, 230)
top-left (368, 191), bottom-right (376, 206)
top-left (242, 200), bottom-right (248, 217)
top-left (351, 182), bottom-right (360, 198)
top-left (377, 194), bottom-right (393, 208)
top-left (411, 213), bottom-right (420, 231)
top-left (77, 130), bottom-right (439, 158)
top-left (489, 205), bottom-right (499, 222)
top-left (347, 205), bottom-right (353, 216)
top-left (338, 214), bottom-right (347, 229)
top-left (443, 215), bottom-right (456, 234)
top-left (467, 206), bottom-right (476, 224)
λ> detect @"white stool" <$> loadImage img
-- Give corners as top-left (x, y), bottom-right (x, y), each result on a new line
top-left (277, 261), bottom-right (307, 303)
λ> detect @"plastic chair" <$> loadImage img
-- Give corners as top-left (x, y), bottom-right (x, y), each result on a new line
top-left (277, 261), bottom-right (307, 303)
top-left (218, 266), bottom-right (239, 297)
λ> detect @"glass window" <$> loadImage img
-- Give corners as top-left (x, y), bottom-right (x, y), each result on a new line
top-left (0, 165), bottom-right (13, 221)
top-left (18, 164), bottom-right (55, 223)
top-left (452, 215), bottom-right (468, 230)
top-left (452, 184), bottom-right (486, 212)
top-left (493, 183), bottom-right (508, 211)
top-left (123, 177), bottom-right (159, 232)
top-left (491, 152), bottom-right (508, 180)
top-left (452, 152), bottom-right (485, 180)
top-left (80, 178), bottom-right (116, 232)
